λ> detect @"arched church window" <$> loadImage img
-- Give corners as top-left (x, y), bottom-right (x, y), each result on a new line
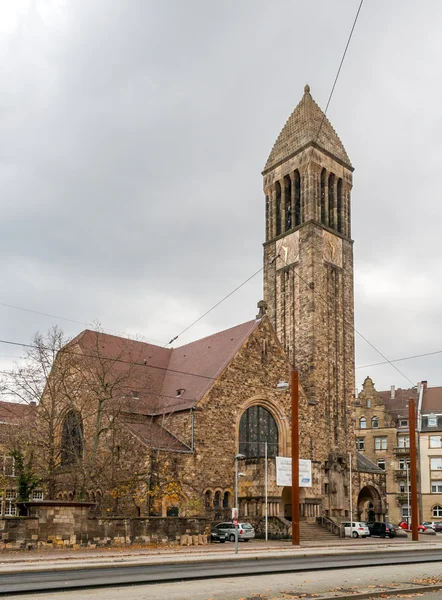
top-left (204, 490), bottom-right (212, 508)
top-left (284, 175), bottom-right (292, 231)
top-left (275, 181), bottom-right (282, 236)
top-left (337, 178), bottom-right (343, 233)
top-left (432, 505), bottom-right (442, 518)
top-left (222, 491), bottom-right (231, 508)
top-left (214, 491), bottom-right (221, 508)
top-left (372, 416), bottom-right (379, 428)
top-left (294, 170), bottom-right (301, 227)
top-left (239, 405), bottom-right (278, 458)
top-left (320, 168), bottom-right (327, 226)
top-left (328, 173), bottom-right (335, 229)
top-left (61, 410), bottom-right (84, 466)
top-left (359, 417), bottom-right (366, 429)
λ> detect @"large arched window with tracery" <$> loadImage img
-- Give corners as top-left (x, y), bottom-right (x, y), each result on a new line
top-left (61, 410), bottom-right (84, 466)
top-left (239, 405), bottom-right (278, 458)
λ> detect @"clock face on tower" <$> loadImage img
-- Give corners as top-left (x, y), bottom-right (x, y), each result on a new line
top-left (275, 231), bottom-right (299, 270)
top-left (323, 230), bottom-right (343, 268)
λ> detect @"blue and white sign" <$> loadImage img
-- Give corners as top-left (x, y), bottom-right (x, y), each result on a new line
top-left (276, 456), bottom-right (312, 487)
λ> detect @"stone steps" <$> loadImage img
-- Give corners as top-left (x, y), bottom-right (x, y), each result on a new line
top-left (299, 521), bottom-right (339, 541)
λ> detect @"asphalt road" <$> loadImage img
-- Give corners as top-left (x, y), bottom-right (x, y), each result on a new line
top-left (3, 559), bottom-right (442, 600)
top-left (1, 549), bottom-right (442, 595)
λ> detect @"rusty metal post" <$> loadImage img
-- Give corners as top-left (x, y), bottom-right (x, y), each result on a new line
top-left (291, 368), bottom-right (300, 545)
top-left (409, 398), bottom-right (419, 542)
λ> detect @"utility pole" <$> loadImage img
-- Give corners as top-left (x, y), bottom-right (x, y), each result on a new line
top-left (291, 368), bottom-right (300, 545)
top-left (409, 398), bottom-right (419, 542)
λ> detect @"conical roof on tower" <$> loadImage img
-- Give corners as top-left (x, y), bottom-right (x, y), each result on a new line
top-left (263, 84), bottom-right (352, 173)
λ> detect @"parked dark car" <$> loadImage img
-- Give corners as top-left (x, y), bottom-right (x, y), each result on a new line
top-left (210, 529), bottom-right (227, 543)
top-left (433, 522), bottom-right (442, 532)
top-left (367, 522), bottom-right (397, 538)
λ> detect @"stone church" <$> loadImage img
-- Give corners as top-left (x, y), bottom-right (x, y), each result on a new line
top-left (34, 85), bottom-right (386, 528)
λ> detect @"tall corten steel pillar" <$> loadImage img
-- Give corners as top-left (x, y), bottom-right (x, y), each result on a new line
top-left (409, 398), bottom-right (419, 542)
top-left (291, 368), bottom-right (300, 545)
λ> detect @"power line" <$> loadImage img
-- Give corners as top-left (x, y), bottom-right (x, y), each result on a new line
top-left (356, 349), bottom-right (442, 370)
top-left (306, 0), bottom-right (364, 169)
top-left (275, 250), bottom-right (415, 386)
top-left (0, 301), bottom-right (167, 347)
top-left (167, 265), bottom-right (264, 345)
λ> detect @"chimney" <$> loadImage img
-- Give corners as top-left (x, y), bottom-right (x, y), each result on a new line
top-left (390, 385), bottom-right (395, 400)
top-left (422, 380), bottom-right (428, 390)
top-left (355, 387), bottom-right (359, 399)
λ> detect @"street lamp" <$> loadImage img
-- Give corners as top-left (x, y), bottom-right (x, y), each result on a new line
top-left (234, 453), bottom-right (246, 554)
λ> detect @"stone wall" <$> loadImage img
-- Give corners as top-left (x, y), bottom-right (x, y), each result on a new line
top-left (0, 502), bottom-right (210, 550)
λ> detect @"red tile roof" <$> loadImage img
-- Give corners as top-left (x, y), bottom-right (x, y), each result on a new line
top-left (67, 319), bottom-right (259, 415)
top-left (0, 400), bottom-right (34, 423)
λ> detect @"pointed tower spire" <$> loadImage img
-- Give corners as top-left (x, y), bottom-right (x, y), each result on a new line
top-left (263, 84), bottom-right (352, 174)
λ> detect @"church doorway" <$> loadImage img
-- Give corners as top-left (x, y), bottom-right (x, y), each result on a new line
top-left (281, 486), bottom-right (292, 521)
top-left (357, 486), bottom-right (383, 522)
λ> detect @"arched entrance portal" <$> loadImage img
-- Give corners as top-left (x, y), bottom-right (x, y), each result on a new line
top-left (357, 486), bottom-right (384, 522)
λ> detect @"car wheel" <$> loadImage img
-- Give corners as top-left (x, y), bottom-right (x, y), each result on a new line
top-left (352, 531), bottom-right (358, 538)
top-left (244, 539), bottom-right (250, 542)
top-left (220, 540), bottom-right (225, 543)
top-left (229, 534), bottom-right (235, 542)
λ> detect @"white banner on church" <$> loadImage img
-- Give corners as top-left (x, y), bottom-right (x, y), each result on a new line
top-left (276, 456), bottom-right (312, 487)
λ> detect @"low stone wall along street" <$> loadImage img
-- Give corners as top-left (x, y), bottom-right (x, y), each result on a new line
top-left (0, 502), bottom-right (211, 550)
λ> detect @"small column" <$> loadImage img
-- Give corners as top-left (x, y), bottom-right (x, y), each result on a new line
top-left (324, 173), bottom-right (329, 227)
top-left (280, 179), bottom-right (286, 234)
top-left (270, 187), bottom-right (277, 239)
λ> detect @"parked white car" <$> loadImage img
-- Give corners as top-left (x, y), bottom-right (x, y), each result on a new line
top-left (342, 521), bottom-right (370, 538)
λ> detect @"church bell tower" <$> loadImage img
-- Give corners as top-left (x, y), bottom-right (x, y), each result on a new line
top-left (263, 85), bottom-right (355, 513)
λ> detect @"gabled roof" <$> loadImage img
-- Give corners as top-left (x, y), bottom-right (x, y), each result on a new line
top-left (263, 84), bottom-right (352, 173)
top-left (356, 451), bottom-right (385, 474)
top-left (0, 400), bottom-right (34, 424)
top-left (158, 319), bottom-right (259, 414)
top-left (66, 319), bottom-right (260, 415)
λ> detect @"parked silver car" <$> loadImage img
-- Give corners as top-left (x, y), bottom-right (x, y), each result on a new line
top-left (212, 522), bottom-right (255, 542)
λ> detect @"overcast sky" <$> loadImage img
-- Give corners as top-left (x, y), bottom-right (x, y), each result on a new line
top-left (0, 0), bottom-right (441, 393)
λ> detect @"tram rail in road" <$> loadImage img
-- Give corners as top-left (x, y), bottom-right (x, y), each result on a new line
top-left (1, 548), bottom-right (442, 596)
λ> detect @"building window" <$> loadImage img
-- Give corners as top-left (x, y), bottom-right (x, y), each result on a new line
top-left (398, 435), bottom-right (410, 448)
top-left (320, 168), bottom-right (327, 226)
top-left (359, 417), bottom-right (366, 429)
top-left (399, 480), bottom-right (406, 493)
top-left (284, 175), bottom-right (292, 231)
top-left (431, 481), bottom-right (442, 493)
top-left (430, 436), bottom-right (442, 449)
top-left (428, 417), bottom-right (438, 427)
top-left (3, 490), bottom-right (17, 517)
top-left (431, 458), bottom-right (442, 471)
top-left (239, 405), bottom-right (278, 458)
top-left (399, 419), bottom-right (408, 428)
top-left (399, 458), bottom-right (410, 470)
top-left (356, 438), bottom-right (365, 451)
top-left (377, 458), bottom-right (386, 470)
top-left (31, 490), bottom-right (44, 501)
top-left (402, 504), bottom-right (410, 518)
top-left (371, 416), bottom-right (379, 428)
top-left (432, 505), bottom-right (442, 518)
top-left (222, 491), bottom-right (231, 508)
top-left (204, 490), bottom-right (212, 508)
top-left (61, 410), bottom-right (84, 467)
top-left (214, 491), bottom-right (221, 508)
top-left (2, 455), bottom-right (15, 477)
top-left (375, 436), bottom-right (387, 450)
top-left (366, 398), bottom-right (371, 408)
